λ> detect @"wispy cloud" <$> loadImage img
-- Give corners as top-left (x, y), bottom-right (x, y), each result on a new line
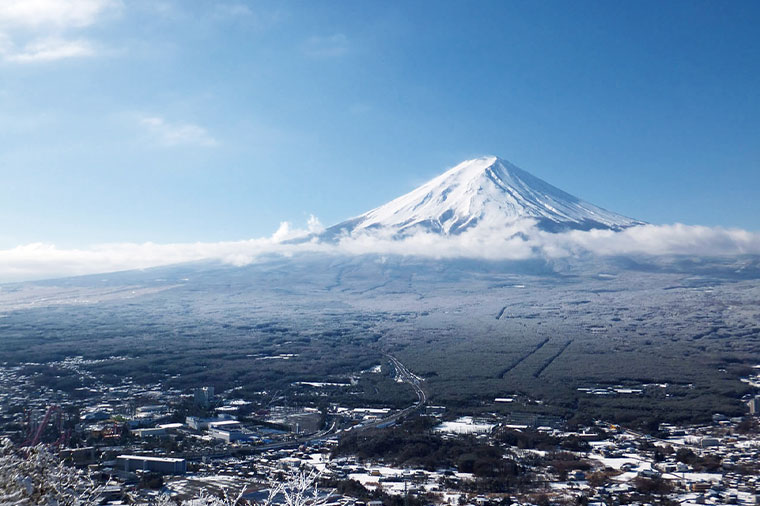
top-left (139, 115), bottom-right (218, 147)
top-left (271, 215), bottom-right (324, 242)
top-left (301, 33), bottom-right (350, 58)
top-left (1, 221), bottom-right (759, 283)
top-left (213, 2), bottom-right (254, 19)
top-left (211, 2), bottom-right (287, 30)
top-left (0, 0), bottom-right (118, 28)
top-left (0, 0), bottom-right (119, 63)
top-left (3, 37), bottom-right (95, 62)
top-left (0, 218), bottom-right (327, 282)
top-left (334, 222), bottom-right (760, 261)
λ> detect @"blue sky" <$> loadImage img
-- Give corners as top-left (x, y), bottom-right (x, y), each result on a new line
top-left (1, 0), bottom-right (759, 251)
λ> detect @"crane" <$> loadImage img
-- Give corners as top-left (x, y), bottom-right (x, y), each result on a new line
top-left (22, 405), bottom-right (62, 447)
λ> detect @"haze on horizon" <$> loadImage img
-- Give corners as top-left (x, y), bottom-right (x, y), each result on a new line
top-left (1, 0), bottom-right (759, 281)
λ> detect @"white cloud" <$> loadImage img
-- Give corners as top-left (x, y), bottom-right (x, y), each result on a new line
top-left (537, 223), bottom-right (760, 258)
top-left (0, 222), bottom-right (330, 282)
top-left (0, 0), bottom-right (119, 63)
top-left (269, 215), bottom-right (323, 243)
top-left (213, 2), bottom-right (254, 18)
top-left (0, 32), bottom-right (12, 55)
top-left (301, 33), bottom-right (350, 58)
top-left (1, 221), bottom-right (759, 283)
top-left (0, 0), bottom-right (119, 29)
top-left (307, 214), bottom-right (324, 234)
top-left (4, 37), bottom-right (95, 62)
top-left (139, 115), bottom-right (218, 147)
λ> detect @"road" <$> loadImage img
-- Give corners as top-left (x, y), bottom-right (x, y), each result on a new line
top-left (355, 354), bottom-right (427, 431)
top-left (246, 354), bottom-right (427, 453)
top-left (386, 354), bottom-right (427, 410)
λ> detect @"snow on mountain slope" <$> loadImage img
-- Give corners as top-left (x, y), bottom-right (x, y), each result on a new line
top-left (327, 156), bottom-right (644, 237)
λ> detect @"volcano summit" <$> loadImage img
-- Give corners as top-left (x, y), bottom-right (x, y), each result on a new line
top-left (326, 156), bottom-right (644, 237)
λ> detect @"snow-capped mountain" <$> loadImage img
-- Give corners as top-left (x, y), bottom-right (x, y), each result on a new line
top-left (326, 156), bottom-right (644, 237)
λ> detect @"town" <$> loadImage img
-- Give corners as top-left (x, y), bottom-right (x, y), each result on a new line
top-left (1, 357), bottom-right (759, 505)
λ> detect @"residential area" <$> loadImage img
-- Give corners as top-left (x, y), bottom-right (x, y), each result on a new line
top-left (1, 357), bottom-right (760, 505)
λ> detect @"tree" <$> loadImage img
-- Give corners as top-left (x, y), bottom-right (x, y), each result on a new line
top-left (1, 437), bottom-right (333, 506)
top-left (0, 438), bottom-right (103, 505)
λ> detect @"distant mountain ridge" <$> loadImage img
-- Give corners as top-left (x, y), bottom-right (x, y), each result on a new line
top-left (325, 156), bottom-right (644, 237)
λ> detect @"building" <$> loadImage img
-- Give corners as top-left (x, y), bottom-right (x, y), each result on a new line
top-left (116, 455), bottom-right (186, 474)
top-left (194, 386), bottom-right (215, 408)
top-left (747, 396), bottom-right (760, 415)
top-left (136, 405), bottom-right (166, 415)
top-left (158, 422), bottom-right (184, 432)
top-left (210, 427), bottom-right (245, 442)
top-left (701, 437), bottom-right (720, 448)
top-left (131, 427), bottom-right (166, 438)
top-left (206, 420), bottom-right (244, 442)
top-left (208, 420), bottom-right (241, 431)
top-left (186, 414), bottom-right (233, 431)
top-left (60, 447), bottom-right (97, 465)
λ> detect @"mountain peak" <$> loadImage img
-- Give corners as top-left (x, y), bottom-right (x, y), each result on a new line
top-left (326, 156), bottom-right (644, 237)
top-left (436, 155), bottom-right (507, 180)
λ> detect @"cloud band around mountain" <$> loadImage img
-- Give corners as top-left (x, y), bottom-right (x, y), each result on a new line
top-left (1, 220), bottom-right (758, 283)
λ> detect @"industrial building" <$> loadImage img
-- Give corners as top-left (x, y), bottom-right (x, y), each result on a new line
top-left (209, 427), bottom-right (245, 442)
top-left (186, 414), bottom-right (234, 431)
top-left (116, 455), bottom-right (186, 474)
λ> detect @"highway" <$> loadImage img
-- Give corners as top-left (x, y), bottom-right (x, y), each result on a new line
top-left (244, 354), bottom-right (427, 454)
top-left (354, 354), bottom-right (427, 431)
